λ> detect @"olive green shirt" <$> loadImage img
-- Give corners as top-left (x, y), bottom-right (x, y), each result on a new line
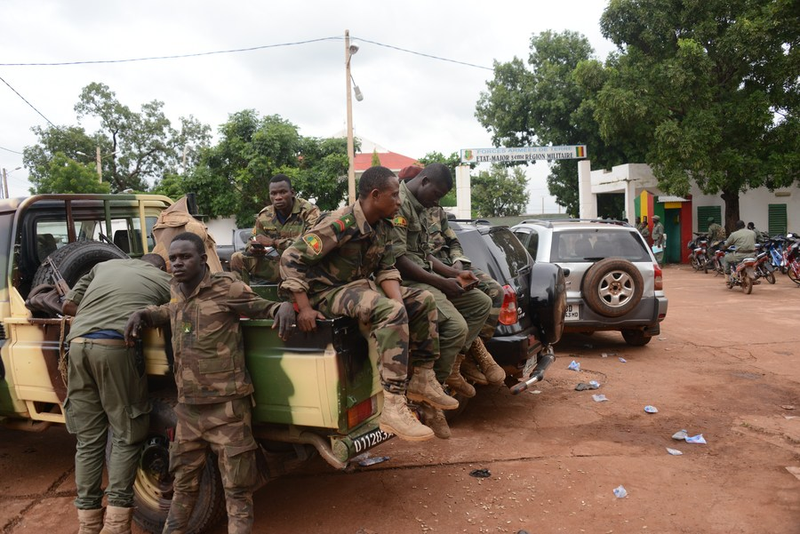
top-left (724, 228), bottom-right (756, 254)
top-left (67, 259), bottom-right (172, 342)
top-left (391, 181), bottom-right (433, 271)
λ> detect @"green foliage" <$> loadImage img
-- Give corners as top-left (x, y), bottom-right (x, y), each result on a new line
top-left (471, 165), bottom-right (530, 217)
top-left (371, 149), bottom-right (382, 167)
top-left (33, 152), bottom-right (110, 194)
top-left (418, 151), bottom-right (464, 207)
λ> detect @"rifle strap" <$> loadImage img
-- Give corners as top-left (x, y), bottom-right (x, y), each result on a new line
top-left (58, 315), bottom-right (69, 387)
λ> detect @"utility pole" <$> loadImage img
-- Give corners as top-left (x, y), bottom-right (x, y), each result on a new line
top-left (345, 29), bottom-right (356, 204)
top-left (95, 146), bottom-right (102, 183)
top-left (2, 168), bottom-right (8, 199)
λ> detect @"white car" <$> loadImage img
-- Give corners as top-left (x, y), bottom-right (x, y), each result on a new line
top-left (511, 219), bottom-right (668, 346)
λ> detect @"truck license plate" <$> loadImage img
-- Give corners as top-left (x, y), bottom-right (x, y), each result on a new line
top-left (353, 428), bottom-right (393, 454)
top-left (564, 304), bottom-right (580, 321)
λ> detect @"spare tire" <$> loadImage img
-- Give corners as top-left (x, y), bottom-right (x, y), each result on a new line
top-left (581, 258), bottom-right (644, 318)
top-left (32, 241), bottom-right (129, 288)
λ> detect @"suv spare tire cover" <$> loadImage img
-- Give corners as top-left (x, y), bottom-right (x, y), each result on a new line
top-left (581, 258), bottom-right (644, 318)
top-left (529, 262), bottom-right (566, 345)
top-left (32, 241), bottom-right (129, 288)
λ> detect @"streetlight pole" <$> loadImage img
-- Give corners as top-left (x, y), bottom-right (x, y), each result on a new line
top-left (95, 146), bottom-right (102, 183)
top-left (1, 167), bottom-right (21, 199)
top-left (345, 29), bottom-right (356, 204)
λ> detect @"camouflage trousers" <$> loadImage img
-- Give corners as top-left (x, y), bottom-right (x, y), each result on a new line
top-left (314, 279), bottom-right (439, 394)
top-left (473, 268), bottom-right (503, 340)
top-left (229, 251), bottom-right (280, 284)
top-left (164, 397), bottom-right (258, 534)
top-left (403, 280), bottom-right (492, 383)
top-left (64, 340), bottom-right (150, 510)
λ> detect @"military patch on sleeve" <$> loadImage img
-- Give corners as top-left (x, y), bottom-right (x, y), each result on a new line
top-left (392, 215), bottom-right (408, 228)
top-left (303, 233), bottom-right (323, 255)
top-left (330, 213), bottom-right (356, 236)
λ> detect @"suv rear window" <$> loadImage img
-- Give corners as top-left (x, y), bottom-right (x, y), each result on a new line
top-left (551, 229), bottom-right (650, 262)
top-left (486, 227), bottom-right (531, 277)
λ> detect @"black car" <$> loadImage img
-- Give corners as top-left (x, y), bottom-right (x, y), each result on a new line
top-left (451, 220), bottom-right (567, 393)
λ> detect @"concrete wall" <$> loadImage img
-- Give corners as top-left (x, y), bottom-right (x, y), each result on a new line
top-left (206, 217), bottom-right (238, 246)
top-left (688, 185), bottom-right (798, 233)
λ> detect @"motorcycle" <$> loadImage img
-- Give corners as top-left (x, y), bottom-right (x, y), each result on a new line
top-left (725, 246), bottom-right (758, 294)
top-left (765, 236), bottom-right (788, 274)
top-left (705, 243), bottom-right (725, 275)
top-left (687, 233), bottom-right (709, 271)
top-left (785, 236), bottom-right (800, 286)
top-left (752, 244), bottom-right (776, 284)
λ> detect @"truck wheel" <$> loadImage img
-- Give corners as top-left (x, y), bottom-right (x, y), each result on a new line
top-left (131, 399), bottom-right (226, 534)
top-left (621, 329), bottom-right (652, 346)
top-left (32, 241), bottom-right (128, 288)
top-left (582, 258), bottom-right (644, 318)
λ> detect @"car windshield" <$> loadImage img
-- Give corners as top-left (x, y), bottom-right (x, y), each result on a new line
top-left (551, 229), bottom-right (651, 263)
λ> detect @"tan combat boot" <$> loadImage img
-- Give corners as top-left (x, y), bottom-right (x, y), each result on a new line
top-left (380, 390), bottom-right (434, 441)
top-left (469, 338), bottom-right (506, 386)
top-left (407, 362), bottom-right (459, 410)
top-left (100, 506), bottom-right (133, 534)
top-left (418, 403), bottom-right (451, 439)
top-left (445, 353), bottom-right (476, 398)
top-left (460, 353), bottom-right (489, 385)
top-left (77, 508), bottom-right (104, 534)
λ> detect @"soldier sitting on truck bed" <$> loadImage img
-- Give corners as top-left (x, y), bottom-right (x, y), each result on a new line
top-left (61, 254), bottom-right (172, 534)
top-left (125, 231), bottom-right (296, 534)
top-left (280, 165), bottom-right (458, 442)
top-left (230, 174), bottom-right (320, 284)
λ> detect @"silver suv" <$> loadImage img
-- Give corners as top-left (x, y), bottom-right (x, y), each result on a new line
top-left (511, 219), bottom-right (668, 346)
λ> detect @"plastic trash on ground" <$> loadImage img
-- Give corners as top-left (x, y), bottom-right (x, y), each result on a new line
top-left (575, 380), bottom-right (601, 391)
top-left (613, 485), bottom-right (628, 498)
top-left (469, 468), bottom-right (491, 478)
top-left (685, 434), bottom-right (707, 444)
top-left (672, 429), bottom-right (689, 440)
top-left (568, 360), bottom-right (581, 371)
top-left (644, 405), bottom-right (659, 414)
top-left (592, 394), bottom-right (608, 402)
top-left (666, 448), bottom-right (683, 456)
top-left (619, 357), bottom-right (627, 363)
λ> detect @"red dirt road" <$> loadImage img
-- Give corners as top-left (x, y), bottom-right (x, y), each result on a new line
top-left (2, 265), bottom-right (800, 533)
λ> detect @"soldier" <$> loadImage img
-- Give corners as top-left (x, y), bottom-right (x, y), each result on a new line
top-left (651, 215), bottom-right (665, 263)
top-left (707, 217), bottom-right (726, 244)
top-left (398, 165), bottom-right (505, 393)
top-left (125, 232), bottom-right (296, 534)
top-left (639, 215), bottom-right (651, 242)
top-left (722, 220), bottom-right (757, 274)
top-left (62, 255), bottom-right (171, 534)
top-left (280, 165), bottom-right (450, 442)
top-left (393, 163), bottom-right (493, 439)
top-left (230, 174), bottom-right (320, 284)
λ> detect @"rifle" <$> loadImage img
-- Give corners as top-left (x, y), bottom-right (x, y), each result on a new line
top-left (45, 257), bottom-right (70, 299)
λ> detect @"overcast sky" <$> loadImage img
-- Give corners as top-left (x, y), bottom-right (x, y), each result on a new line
top-left (1, 0), bottom-right (616, 212)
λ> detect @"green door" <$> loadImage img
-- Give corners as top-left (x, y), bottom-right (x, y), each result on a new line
top-left (664, 208), bottom-right (681, 263)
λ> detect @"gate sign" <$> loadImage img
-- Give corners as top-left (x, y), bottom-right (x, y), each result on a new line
top-left (460, 145), bottom-right (587, 164)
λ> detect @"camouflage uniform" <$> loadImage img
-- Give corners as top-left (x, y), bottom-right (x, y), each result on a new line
top-left (280, 201), bottom-right (439, 394)
top-left (230, 197), bottom-right (320, 283)
top-left (708, 222), bottom-right (726, 243)
top-left (393, 182), bottom-right (492, 383)
top-left (427, 206), bottom-right (502, 341)
top-left (636, 221), bottom-right (650, 240)
top-left (64, 259), bottom-right (171, 511)
top-left (140, 268), bottom-right (282, 534)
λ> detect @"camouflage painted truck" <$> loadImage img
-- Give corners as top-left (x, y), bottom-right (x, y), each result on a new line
top-left (0, 194), bottom-right (566, 533)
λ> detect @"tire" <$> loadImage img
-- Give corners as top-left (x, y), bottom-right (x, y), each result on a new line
top-left (621, 329), bottom-right (652, 346)
top-left (32, 241), bottom-right (128, 288)
top-left (766, 271), bottom-right (776, 285)
top-left (788, 263), bottom-right (800, 286)
top-left (581, 258), bottom-right (644, 318)
top-left (132, 399), bottom-right (226, 534)
top-left (690, 256), bottom-right (700, 271)
top-left (703, 260), bottom-right (710, 274)
top-left (742, 275), bottom-right (753, 294)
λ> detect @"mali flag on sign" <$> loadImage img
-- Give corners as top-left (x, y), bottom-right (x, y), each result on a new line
top-left (575, 146), bottom-right (586, 158)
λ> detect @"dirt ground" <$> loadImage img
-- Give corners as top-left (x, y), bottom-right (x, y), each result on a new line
top-left (2, 265), bottom-right (800, 534)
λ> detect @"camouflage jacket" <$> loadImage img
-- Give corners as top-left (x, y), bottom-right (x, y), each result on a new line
top-left (391, 181), bottom-right (433, 271)
top-left (247, 197), bottom-right (320, 254)
top-left (426, 206), bottom-right (470, 266)
top-left (280, 200), bottom-right (401, 300)
top-left (708, 222), bottom-right (726, 242)
top-left (142, 268), bottom-right (280, 404)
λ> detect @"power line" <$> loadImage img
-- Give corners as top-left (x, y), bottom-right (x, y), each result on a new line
top-left (0, 145), bottom-right (23, 154)
top-left (355, 38), bottom-right (493, 71)
top-left (0, 73), bottom-right (57, 128)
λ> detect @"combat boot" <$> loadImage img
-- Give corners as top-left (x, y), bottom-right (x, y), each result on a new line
top-left (460, 353), bottom-right (489, 385)
top-left (77, 508), bottom-right (104, 534)
top-left (469, 338), bottom-right (506, 386)
top-left (407, 362), bottom-right (459, 410)
top-left (418, 403), bottom-right (451, 439)
top-left (380, 391), bottom-right (434, 441)
top-left (100, 506), bottom-right (133, 534)
top-left (445, 353), bottom-right (476, 398)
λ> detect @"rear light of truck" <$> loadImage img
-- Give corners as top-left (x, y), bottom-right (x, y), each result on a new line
top-left (654, 263), bottom-right (663, 291)
top-left (347, 395), bottom-right (377, 429)
top-left (498, 284), bottom-right (518, 326)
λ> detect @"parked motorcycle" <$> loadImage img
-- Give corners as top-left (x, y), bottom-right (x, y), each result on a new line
top-left (705, 244), bottom-right (725, 275)
top-left (752, 244), bottom-right (776, 284)
top-left (687, 233), bottom-right (709, 271)
top-left (765, 236), bottom-right (788, 274)
top-left (725, 250), bottom-right (758, 294)
top-left (785, 235), bottom-right (800, 286)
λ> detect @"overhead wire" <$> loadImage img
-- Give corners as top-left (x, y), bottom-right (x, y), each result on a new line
top-left (0, 73), bottom-right (57, 128)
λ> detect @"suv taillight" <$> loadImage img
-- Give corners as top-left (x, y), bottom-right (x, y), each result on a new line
top-left (654, 263), bottom-right (663, 290)
top-left (498, 285), bottom-right (518, 326)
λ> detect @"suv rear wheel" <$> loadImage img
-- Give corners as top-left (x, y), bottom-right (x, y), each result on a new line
top-left (582, 258), bottom-right (644, 318)
top-left (621, 329), bottom-right (652, 346)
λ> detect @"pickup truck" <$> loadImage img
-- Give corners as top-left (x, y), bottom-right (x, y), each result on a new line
top-left (0, 194), bottom-right (565, 533)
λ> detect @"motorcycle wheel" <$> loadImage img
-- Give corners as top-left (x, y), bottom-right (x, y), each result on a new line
top-left (788, 264), bottom-right (800, 286)
top-left (703, 261), bottom-right (710, 274)
top-left (726, 277), bottom-right (734, 289)
top-left (766, 271), bottom-right (776, 284)
top-left (742, 275), bottom-right (753, 294)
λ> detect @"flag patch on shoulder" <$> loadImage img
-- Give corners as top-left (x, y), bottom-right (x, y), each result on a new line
top-left (392, 215), bottom-right (408, 227)
top-left (303, 234), bottom-right (323, 255)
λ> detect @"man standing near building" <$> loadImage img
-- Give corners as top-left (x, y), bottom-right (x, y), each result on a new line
top-left (281, 166), bottom-right (447, 442)
top-left (651, 215), bottom-right (665, 264)
top-left (708, 217), bottom-right (726, 244)
top-left (62, 254), bottom-right (171, 534)
top-left (638, 216), bottom-right (651, 242)
top-left (722, 220), bottom-right (757, 274)
top-left (125, 232), bottom-right (296, 534)
top-left (392, 163), bottom-right (492, 439)
top-left (230, 174), bottom-right (320, 284)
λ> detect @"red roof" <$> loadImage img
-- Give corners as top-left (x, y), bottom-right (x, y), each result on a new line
top-left (354, 151), bottom-right (418, 172)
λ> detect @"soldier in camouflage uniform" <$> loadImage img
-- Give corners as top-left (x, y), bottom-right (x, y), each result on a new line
top-left (125, 232), bottom-right (296, 534)
top-left (393, 164), bottom-right (493, 438)
top-left (708, 217), bottom-right (726, 244)
top-left (230, 174), bottom-right (320, 284)
top-left (281, 165), bottom-right (453, 442)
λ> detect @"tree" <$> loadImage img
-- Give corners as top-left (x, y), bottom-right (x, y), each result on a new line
top-left (596, 0), bottom-right (800, 229)
top-left (471, 165), bottom-right (530, 217)
top-left (476, 31), bottom-right (632, 216)
top-left (33, 152), bottom-right (110, 194)
top-left (418, 151), bottom-right (465, 207)
top-left (371, 149), bottom-right (382, 167)
top-left (24, 125), bottom-right (100, 193)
